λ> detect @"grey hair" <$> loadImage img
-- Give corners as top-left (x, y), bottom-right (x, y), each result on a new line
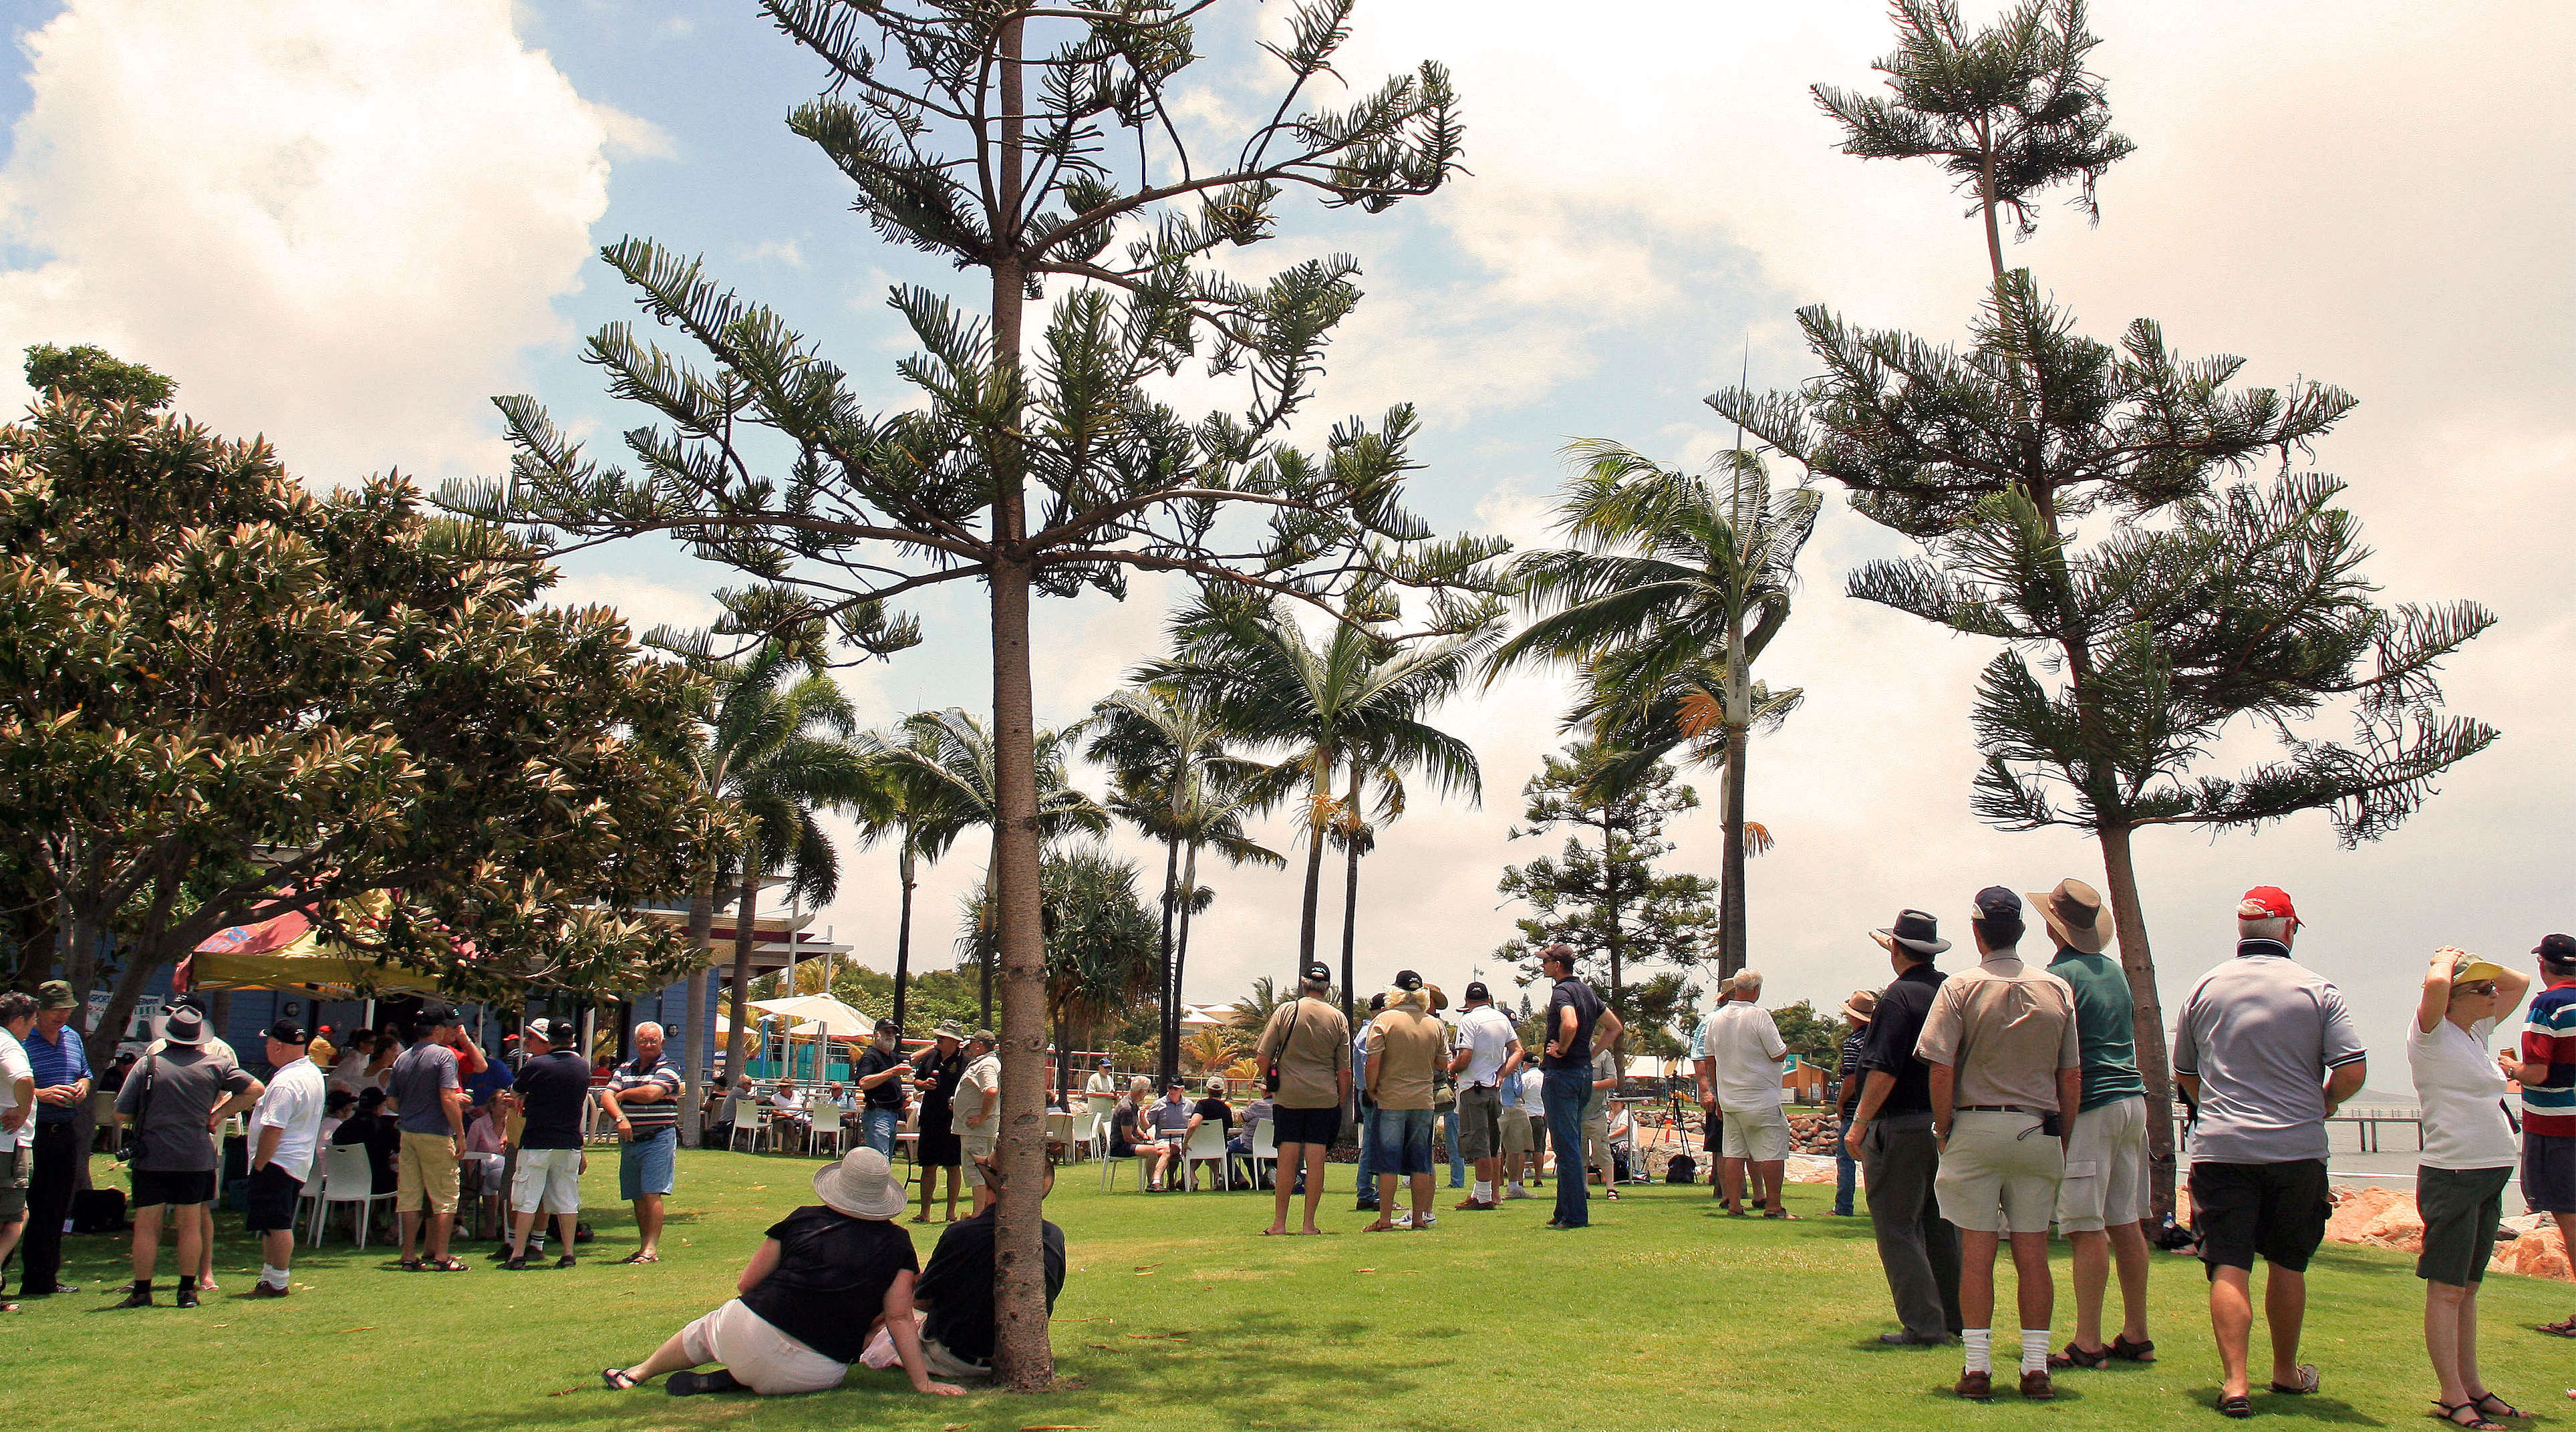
top-left (1127, 1076), bottom-right (1154, 1097)
top-left (632, 1021), bottom-right (664, 1039)
top-left (2239, 915), bottom-right (2295, 943)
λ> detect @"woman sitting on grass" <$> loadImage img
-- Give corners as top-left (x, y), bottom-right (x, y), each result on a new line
top-left (601, 1146), bottom-right (964, 1400)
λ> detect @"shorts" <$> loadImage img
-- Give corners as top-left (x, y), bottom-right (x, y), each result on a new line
top-left (1271, 1104), bottom-right (1340, 1147)
top-left (620, 1127), bottom-right (676, 1199)
top-left (1526, 1111), bottom-right (1548, 1155)
top-left (2522, 1131), bottom-right (2576, 1215)
top-left (680, 1298), bottom-right (847, 1397)
top-left (2416, 1165), bottom-right (2513, 1285)
top-left (1719, 1105), bottom-right (1792, 1162)
top-left (1457, 1084), bottom-right (1504, 1160)
top-left (2055, 1095), bottom-right (2150, 1234)
top-left (1367, 1106), bottom-right (1435, 1177)
top-left (0, 1144), bottom-right (27, 1222)
top-left (130, 1165), bottom-right (218, 1209)
top-left (2188, 1158), bottom-right (2330, 1274)
top-left (958, 1133), bottom-right (998, 1185)
top-left (511, 1146), bottom-right (583, 1215)
top-left (1933, 1109), bottom-right (2066, 1234)
top-left (397, 1131), bottom-right (462, 1213)
top-left (243, 1162), bottom-right (305, 1232)
top-left (1499, 1106), bottom-right (1532, 1157)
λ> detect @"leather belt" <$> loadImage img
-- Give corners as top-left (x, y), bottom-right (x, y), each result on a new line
top-left (1955, 1104), bottom-right (2043, 1115)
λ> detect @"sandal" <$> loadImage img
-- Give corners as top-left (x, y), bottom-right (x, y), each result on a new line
top-left (1602, 1189), bottom-right (1619, 1201)
top-left (600, 1369), bottom-right (639, 1392)
top-left (2432, 1401), bottom-right (2505, 1431)
top-left (555, 1254), bottom-right (577, 1269)
top-left (2218, 1394), bottom-right (2255, 1419)
top-left (1763, 1209), bottom-right (1800, 1220)
top-left (2469, 1393), bottom-right (2524, 1421)
top-left (2270, 1364), bottom-right (2319, 1395)
top-left (2049, 1340), bottom-right (2111, 1370)
top-left (618, 1251), bottom-right (660, 1265)
top-left (424, 1256), bottom-right (470, 1272)
top-left (2535, 1314), bottom-right (2576, 1338)
top-left (2109, 1333), bottom-right (2157, 1363)
top-left (398, 1258), bottom-right (423, 1272)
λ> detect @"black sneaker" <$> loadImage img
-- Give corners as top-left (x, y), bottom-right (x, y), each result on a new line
top-left (175, 1286), bottom-right (200, 1308)
top-left (116, 1288), bottom-right (153, 1309)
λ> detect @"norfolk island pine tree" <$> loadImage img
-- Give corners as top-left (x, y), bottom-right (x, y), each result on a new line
top-left (1708, 0), bottom-right (2497, 1212)
top-left (445, 1), bottom-right (1501, 1385)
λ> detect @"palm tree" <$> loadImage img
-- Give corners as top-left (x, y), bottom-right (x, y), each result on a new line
top-left (1181, 1028), bottom-right (1242, 1075)
top-left (883, 708), bottom-right (1108, 1026)
top-left (1152, 591), bottom-right (1497, 1024)
top-left (1162, 774), bottom-right (1282, 1072)
top-left (1491, 444), bottom-right (1820, 977)
top-left (957, 844), bottom-right (1157, 1106)
top-left (851, 721), bottom-right (980, 1032)
top-left (648, 639), bottom-right (876, 1131)
top-left (1085, 685), bottom-right (1281, 1084)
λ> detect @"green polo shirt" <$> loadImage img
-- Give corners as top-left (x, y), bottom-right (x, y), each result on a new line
top-left (2047, 948), bottom-right (2146, 1111)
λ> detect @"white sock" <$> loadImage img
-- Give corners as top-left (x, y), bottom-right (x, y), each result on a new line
top-left (261, 1264), bottom-right (289, 1289)
top-left (1473, 1180), bottom-right (1492, 1201)
top-left (1962, 1329), bottom-right (1993, 1375)
top-left (2021, 1329), bottom-right (2050, 1375)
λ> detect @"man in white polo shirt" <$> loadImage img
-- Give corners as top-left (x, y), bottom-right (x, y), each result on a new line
top-left (1446, 981), bottom-right (1522, 1211)
top-left (245, 1020), bottom-right (328, 1297)
top-left (1697, 971), bottom-right (1792, 1218)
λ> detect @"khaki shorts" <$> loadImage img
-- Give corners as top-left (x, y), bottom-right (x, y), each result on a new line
top-left (397, 1131), bottom-right (462, 1213)
top-left (1499, 1106), bottom-right (1532, 1156)
top-left (1934, 1109), bottom-right (2065, 1234)
top-left (682, 1298), bottom-right (847, 1396)
top-left (1720, 1106), bottom-right (1792, 1162)
top-left (958, 1132), bottom-right (998, 1185)
top-left (0, 1143), bottom-right (27, 1223)
top-left (1457, 1083), bottom-right (1505, 1160)
top-left (2055, 1096), bottom-right (2148, 1234)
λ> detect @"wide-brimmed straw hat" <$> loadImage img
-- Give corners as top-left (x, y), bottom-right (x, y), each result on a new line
top-left (1870, 909), bottom-right (1952, 958)
top-left (813, 1146), bottom-right (908, 1220)
top-left (1840, 989), bottom-right (1880, 1024)
top-left (2027, 878), bottom-right (2109, 955)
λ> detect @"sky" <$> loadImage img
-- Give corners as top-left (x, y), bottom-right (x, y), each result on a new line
top-left (3, 0), bottom-right (2568, 1070)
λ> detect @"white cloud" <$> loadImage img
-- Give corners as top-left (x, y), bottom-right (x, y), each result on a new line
top-left (546, 568), bottom-right (722, 635)
top-left (742, 238), bottom-right (805, 268)
top-left (0, 0), bottom-right (643, 484)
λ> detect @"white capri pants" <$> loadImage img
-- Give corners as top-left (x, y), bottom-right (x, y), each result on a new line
top-left (509, 1147), bottom-right (582, 1215)
top-left (681, 1298), bottom-right (849, 1395)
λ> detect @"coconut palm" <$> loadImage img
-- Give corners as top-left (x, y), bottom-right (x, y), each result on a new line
top-left (851, 721), bottom-right (982, 1032)
top-left (1086, 684), bottom-right (1282, 1083)
top-left (1181, 1028), bottom-right (1243, 1075)
top-left (1149, 591), bottom-right (1497, 1024)
top-left (883, 707), bottom-right (1109, 1025)
top-left (1491, 444), bottom-right (1820, 977)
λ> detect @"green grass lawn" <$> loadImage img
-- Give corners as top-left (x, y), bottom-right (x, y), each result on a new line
top-left (5, 1149), bottom-right (2570, 1431)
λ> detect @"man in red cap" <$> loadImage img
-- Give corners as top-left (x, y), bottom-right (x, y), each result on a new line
top-left (2171, 885), bottom-right (2368, 1417)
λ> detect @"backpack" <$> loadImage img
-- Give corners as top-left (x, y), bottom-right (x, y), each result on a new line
top-left (73, 1187), bottom-right (128, 1234)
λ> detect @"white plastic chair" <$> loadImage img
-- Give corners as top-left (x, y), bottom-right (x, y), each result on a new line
top-left (305, 1145), bottom-right (393, 1248)
top-left (1097, 1117), bottom-right (1141, 1191)
top-left (1044, 1111), bottom-right (1074, 1157)
top-left (1181, 1122), bottom-right (1231, 1191)
top-left (809, 1103), bottom-right (845, 1156)
top-left (728, 1098), bottom-right (770, 1153)
top-left (1069, 1108), bottom-right (1101, 1161)
top-left (1247, 1117), bottom-right (1278, 1187)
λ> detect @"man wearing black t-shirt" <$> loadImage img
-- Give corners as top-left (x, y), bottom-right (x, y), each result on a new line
top-left (915, 1155), bottom-right (1068, 1375)
top-left (1538, 944), bottom-right (1620, 1230)
top-left (503, 1019), bottom-right (591, 1270)
top-left (1844, 909), bottom-right (1964, 1345)
top-left (849, 1018), bottom-right (911, 1156)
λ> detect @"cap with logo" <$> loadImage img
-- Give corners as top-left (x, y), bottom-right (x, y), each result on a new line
top-left (1463, 980), bottom-right (1490, 1004)
top-left (522, 1017), bottom-right (570, 1045)
top-left (2535, 934), bottom-right (2576, 966)
top-left (1393, 970), bottom-right (1423, 992)
top-left (2238, 885), bottom-right (2301, 926)
top-left (1300, 962), bottom-right (1332, 985)
top-left (1971, 886), bottom-right (2023, 925)
top-left (266, 1019), bottom-right (309, 1047)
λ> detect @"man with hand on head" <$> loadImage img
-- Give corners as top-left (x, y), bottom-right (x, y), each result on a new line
top-left (2174, 885), bottom-right (2367, 1418)
top-left (1914, 887), bottom-right (2081, 1402)
top-left (243, 1020), bottom-right (328, 1298)
top-left (603, 1020), bottom-right (682, 1264)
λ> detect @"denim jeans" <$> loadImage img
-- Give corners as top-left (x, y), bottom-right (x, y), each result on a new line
top-left (1441, 1105), bottom-right (1465, 1186)
top-left (1368, 1106), bottom-right (1436, 1177)
top-left (1833, 1111), bottom-right (1858, 1215)
top-left (1352, 1097), bottom-right (1377, 1203)
top-left (1542, 1068), bottom-right (1592, 1228)
top-left (862, 1107), bottom-right (900, 1156)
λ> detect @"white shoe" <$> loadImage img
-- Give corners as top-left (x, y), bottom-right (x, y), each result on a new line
top-left (1503, 1183), bottom-right (1531, 1199)
top-left (1419, 1212), bottom-right (1437, 1227)
top-left (1391, 1211), bottom-right (1413, 1229)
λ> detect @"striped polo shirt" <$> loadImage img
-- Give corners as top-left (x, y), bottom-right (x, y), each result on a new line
top-left (607, 1054), bottom-right (682, 1133)
top-left (2519, 981), bottom-right (2576, 1137)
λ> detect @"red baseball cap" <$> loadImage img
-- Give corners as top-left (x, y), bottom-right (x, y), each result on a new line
top-left (2237, 885), bottom-right (2300, 925)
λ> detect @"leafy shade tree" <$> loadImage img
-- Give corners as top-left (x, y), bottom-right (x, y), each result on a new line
top-left (451, 0), bottom-right (1499, 1385)
top-left (956, 844), bottom-right (1157, 1105)
top-left (1085, 685), bottom-right (1278, 1085)
top-left (1493, 742), bottom-right (1718, 1022)
top-left (851, 719), bottom-right (982, 1033)
top-left (1712, 0), bottom-right (2496, 1211)
top-left (25, 343), bottom-right (180, 412)
top-left (0, 367), bottom-right (725, 1054)
top-left (1491, 446), bottom-right (1819, 978)
top-left (1151, 590), bottom-right (1495, 1023)
top-left (883, 708), bottom-right (1109, 1026)
top-left (1769, 999), bottom-right (1845, 1073)
top-left (1615, 970), bottom-right (1696, 1062)
top-left (1226, 974), bottom-right (1341, 1036)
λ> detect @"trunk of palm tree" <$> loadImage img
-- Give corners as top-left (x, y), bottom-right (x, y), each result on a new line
top-left (725, 862), bottom-right (760, 1087)
top-left (1336, 762), bottom-right (1364, 1027)
top-left (2098, 822), bottom-right (2177, 1220)
top-left (1721, 722), bottom-right (1749, 980)
top-left (680, 877), bottom-right (715, 1147)
top-left (983, 15), bottom-right (1053, 1387)
top-left (1296, 752), bottom-right (1331, 987)
top-left (1155, 837), bottom-right (1181, 1087)
top-left (891, 839), bottom-right (917, 1032)
top-left (1173, 838), bottom-right (1203, 1048)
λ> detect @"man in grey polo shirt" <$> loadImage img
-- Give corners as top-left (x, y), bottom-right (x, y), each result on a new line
top-left (2172, 885), bottom-right (2367, 1417)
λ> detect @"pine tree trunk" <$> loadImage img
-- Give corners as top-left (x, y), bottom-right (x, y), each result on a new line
top-left (2096, 821), bottom-right (2177, 1220)
top-left (680, 877), bottom-right (714, 1147)
top-left (1155, 837), bottom-right (1180, 1087)
top-left (984, 9), bottom-right (1054, 1386)
top-left (725, 865), bottom-right (760, 1085)
top-left (892, 842), bottom-right (917, 1031)
top-left (1600, 810), bottom-right (1624, 1018)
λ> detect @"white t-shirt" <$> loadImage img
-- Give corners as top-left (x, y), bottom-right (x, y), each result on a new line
top-left (1703, 1000), bottom-right (1787, 1111)
top-left (0, 1026), bottom-right (32, 1152)
top-left (2409, 1016), bottom-right (2517, 1170)
top-left (1454, 1005), bottom-right (1517, 1088)
top-left (251, 1055), bottom-right (329, 1181)
top-left (1516, 1066), bottom-right (1546, 1117)
top-left (1085, 1071), bottom-right (1119, 1111)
